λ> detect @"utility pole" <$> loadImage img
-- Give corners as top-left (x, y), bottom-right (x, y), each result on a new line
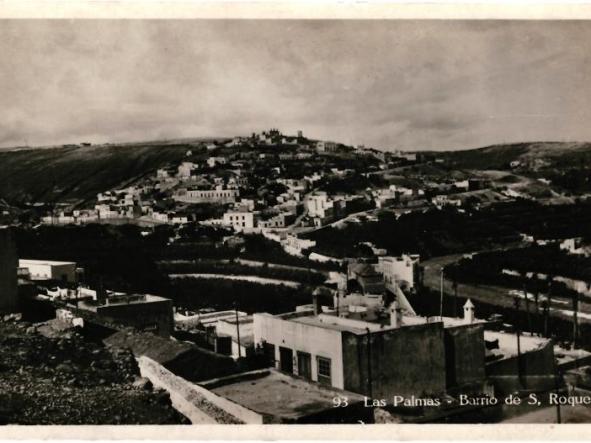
top-left (234, 303), bottom-right (242, 358)
top-left (513, 296), bottom-right (524, 389)
top-left (542, 301), bottom-right (549, 338)
top-left (523, 281), bottom-right (532, 336)
top-left (452, 277), bottom-right (458, 317)
top-left (439, 267), bottom-right (444, 319)
top-left (533, 290), bottom-right (540, 336)
top-left (554, 361), bottom-right (562, 424)
top-left (573, 291), bottom-right (579, 349)
top-left (547, 275), bottom-right (553, 338)
top-left (366, 327), bottom-right (372, 398)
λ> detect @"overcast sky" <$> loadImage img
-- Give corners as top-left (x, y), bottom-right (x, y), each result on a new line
top-left (1, 20), bottom-right (590, 151)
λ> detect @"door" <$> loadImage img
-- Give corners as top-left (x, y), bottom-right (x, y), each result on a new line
top-left (297, 351), bottom-right (312, 379)
top-left (279, 347), bottom-right (294, 374)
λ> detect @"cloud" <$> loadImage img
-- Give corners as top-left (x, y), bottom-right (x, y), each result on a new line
top-left (0, 20), bottom-right (590, 151)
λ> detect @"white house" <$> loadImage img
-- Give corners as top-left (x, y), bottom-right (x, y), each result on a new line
top-left (223, 211), bottom-right (256, 230)
top-left (378, 254), bottom-right (420, 290)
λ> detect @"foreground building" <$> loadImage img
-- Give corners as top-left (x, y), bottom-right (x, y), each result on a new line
top-left (253, 298), bottom-right (486, 399)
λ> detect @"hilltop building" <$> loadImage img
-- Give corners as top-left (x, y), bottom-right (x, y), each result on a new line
top-left (178, 161), bottom-right (199, 179)
top-left (316, 141), bottom-right (339, 153)
top-left (174, 188), bottom-right (239, 204)
top-left (207, 157), bottom-right (228, 168)
top-left (223, 211), bottom-right (257, 230)
top-left (305, 192), bottom-right (346, 227)
top-left (560, 237), bottom-right (591, 257)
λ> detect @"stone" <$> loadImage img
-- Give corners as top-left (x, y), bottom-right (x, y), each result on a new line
top-left (132, 377), bottom-right (152, 391)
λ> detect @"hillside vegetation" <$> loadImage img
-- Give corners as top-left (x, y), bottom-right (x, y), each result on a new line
top-left (442, 142), bottom-right (591, 170)
top-left (1, 140), bottom-right (590, 206)
top-left (0, 144), bottom-right (194, 205)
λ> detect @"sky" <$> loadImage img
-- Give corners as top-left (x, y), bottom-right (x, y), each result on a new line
top-left (1, 20), bottom-right (590, 151)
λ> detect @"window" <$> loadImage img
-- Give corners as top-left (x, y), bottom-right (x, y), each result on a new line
top-left (297, 352), bottom-right (312, 380)
top-left (279, 347), bottom-right (294, 374)
top-left (316, 356), bottom-right (332, 385)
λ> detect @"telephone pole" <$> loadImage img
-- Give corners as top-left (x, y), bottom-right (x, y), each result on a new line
top-left (513, 296), bottom-right (524, 388)
top-left (366, 328), bottom-right (373, 398)
top-left (439, 268), bottom-right (444, 319)
top-left (573, 292), bottom-right (579, 349)
top-left (234, 303), bottom-right (242, 358)
top-left (523, 281), bottom-right (532, 336)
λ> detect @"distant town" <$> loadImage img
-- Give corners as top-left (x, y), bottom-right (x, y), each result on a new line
top-left (2, 128), bottom-right (591, 424)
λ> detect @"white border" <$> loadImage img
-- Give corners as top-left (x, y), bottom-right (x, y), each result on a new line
top-left (0, 1), bottom-right (591, 19)
top-left (1, 1), bottom-right (591, 440)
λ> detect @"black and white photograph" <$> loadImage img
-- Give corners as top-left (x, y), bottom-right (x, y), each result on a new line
top-left (2, 5), bottom-right (591, 432)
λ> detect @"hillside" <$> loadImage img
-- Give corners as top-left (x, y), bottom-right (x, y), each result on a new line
top-left (0, 143), bottom-right (199, 205)
top-left (1, 139), bottom-right (590, 207)
top-left (441, 142), bottom-right (591, 170)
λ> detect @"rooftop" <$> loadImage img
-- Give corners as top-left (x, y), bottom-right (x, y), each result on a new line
top-left (290, 311), bottom-right (430, 335)
top-left (19, 258), bottom-right (76, 266)
top-left (485, 330), bottom-right (550, 359)
top-left (200, 369), bottom-right (365, 421)
top-left (104, 330), bottom-right (192, 364)
top-left (77, 293), bottom-right (170, 312)
top-left (435, 315), bottom-right (487, 328)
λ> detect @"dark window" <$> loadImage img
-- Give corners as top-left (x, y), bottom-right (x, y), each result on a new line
top-left (297, 351), bottom-right (312, 379)
top-left (262, 342), bottom-right (276, 366)
top-left (317, 356), bottom-right (332, 385)
top-left (279, 347), bottom-right (294, 374)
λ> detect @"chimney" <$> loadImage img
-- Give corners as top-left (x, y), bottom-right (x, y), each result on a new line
top-left (389, 301), bottom-right (403, 328)
top-left (96, 278), bottom-right (107, 305)
top-left (313, 290), bottom-right (320, 316)
top-left (463, 299), bottom-right (475, 324)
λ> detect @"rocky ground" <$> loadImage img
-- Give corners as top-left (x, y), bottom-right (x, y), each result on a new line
top-left (0, 315), bottom-right (190, 425)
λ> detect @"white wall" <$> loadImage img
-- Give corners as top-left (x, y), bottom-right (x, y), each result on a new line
top-left (19, 260), bottom-right (77, 283)
top-left (253, 313), bottom-right (344, 389)
top-left (379, 255), bottom-right (418, 289)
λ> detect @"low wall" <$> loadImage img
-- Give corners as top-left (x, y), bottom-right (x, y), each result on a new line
top-left (138, 356), bottom-right (262, 424)
top-left (486, 341), bottom-right (556, 394)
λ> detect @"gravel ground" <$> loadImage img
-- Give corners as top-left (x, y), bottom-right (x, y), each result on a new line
top-left (0, 317), bottom-right (190, 425)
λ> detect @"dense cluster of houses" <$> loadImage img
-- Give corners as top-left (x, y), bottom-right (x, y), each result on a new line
top-left (39, 128), bottom-right (513, 238)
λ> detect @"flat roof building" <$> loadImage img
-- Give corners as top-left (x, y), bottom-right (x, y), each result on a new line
top-left (254, 298), bottom-right (487, 400)
top-left (18, 259), bottom-right (78, 283)
top-left (74, 292), bottom-right (174, 338)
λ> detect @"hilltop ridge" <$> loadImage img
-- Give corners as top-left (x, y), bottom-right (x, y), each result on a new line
top-left (0, 137), bottom-right (589, 207)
